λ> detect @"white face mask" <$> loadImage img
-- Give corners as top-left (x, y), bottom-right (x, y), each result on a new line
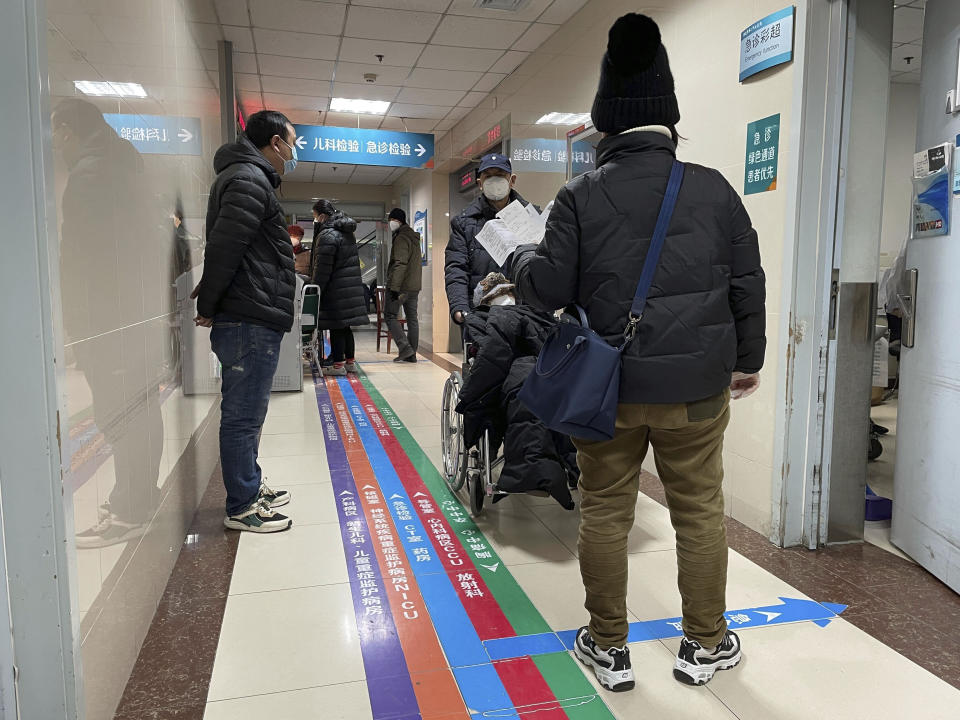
top-left (482, 176), bottom-right (511, 202)
top-left (490, 294), bottom-right (516, 306)
top-left (389, 220), bottom-right (401, 232)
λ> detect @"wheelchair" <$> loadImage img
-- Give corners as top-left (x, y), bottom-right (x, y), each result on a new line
top-left (440, 332), bottom-right (505, 516)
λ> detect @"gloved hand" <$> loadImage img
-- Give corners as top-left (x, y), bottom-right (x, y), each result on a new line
top-left (389, 290), bottom-right (400, 302)
top-left (730, 372), bottom-right (760, 400)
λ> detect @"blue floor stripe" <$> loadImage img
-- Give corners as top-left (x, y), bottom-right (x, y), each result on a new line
top-left (337, 379), bottom-right (515, 711)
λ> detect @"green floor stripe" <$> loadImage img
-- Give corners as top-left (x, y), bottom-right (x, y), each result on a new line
top-left (359, 374), bottom-right (551, 636)
top-left (533, 653), bottom-right (618, 720)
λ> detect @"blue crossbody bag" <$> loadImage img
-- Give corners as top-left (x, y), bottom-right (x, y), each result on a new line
top-left (518, 161), bottom-right (685, 441)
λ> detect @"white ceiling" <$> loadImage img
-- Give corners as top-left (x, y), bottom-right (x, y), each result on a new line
top-left (203, 0), bottom-right (590, 183)
top-left (44, 0), bottom-right (590, 185)
top-left (891, 0), bottom-right (924, 85)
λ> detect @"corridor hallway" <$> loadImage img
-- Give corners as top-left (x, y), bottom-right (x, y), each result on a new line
top-left (112, 335), bottom-right (960, 720)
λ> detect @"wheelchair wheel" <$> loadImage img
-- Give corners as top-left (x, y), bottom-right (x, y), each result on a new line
top-left (469, 433), bottom-right (491, 517)
top-left (441, 373), bottom-right (466, 491)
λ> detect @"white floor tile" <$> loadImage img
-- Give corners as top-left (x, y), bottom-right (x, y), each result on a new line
top-left (281, 483), bottom-right (339, 525)
top-left (662, 619), bottom-right (960, 720)
top-left (229, 522), bottom-right (348, 595)
top-left (207, 584), bottom-right (364, 701)
top-left (470, 501), bottom-right (576, 566)
top-left (625, 549), bottom-right (804, 623)
top-left (530, 494), bottom-right (677, 558)
top-left (509, 558), bottom-right (640, 632)
top-left (258, 454), bottom-right (331, 486)
top-left (204, 681), bottom-right (373, 720)
top-left (258, 433), bottom-right (327, 458)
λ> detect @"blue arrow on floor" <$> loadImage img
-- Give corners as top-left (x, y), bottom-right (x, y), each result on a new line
top-left (484, 598), bottom-right (848, 661)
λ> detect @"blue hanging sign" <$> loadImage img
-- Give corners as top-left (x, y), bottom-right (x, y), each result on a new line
top-left (293, 125), bottom-right (434, 168)
top-left (740, 7), bottom-right (795, 82)
top-left (104, 114), bottom-right (202, 156)
top-left (510, 138), bottom-right (595, 174)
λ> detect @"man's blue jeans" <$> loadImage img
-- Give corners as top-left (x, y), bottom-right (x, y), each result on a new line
top-left (211, 321), bottom-right (283, 516)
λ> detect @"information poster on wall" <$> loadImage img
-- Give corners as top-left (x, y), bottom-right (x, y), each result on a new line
top-left (413, 210), bottom-right (428, 266)
top-left (744, 114), bottom-right (780, 195)
top-left (740, 7), bottom-right (795, 82)
top-left (954, 135), bottom-right (960, 195)
top-left (912, 143), bottom-right (952, 238)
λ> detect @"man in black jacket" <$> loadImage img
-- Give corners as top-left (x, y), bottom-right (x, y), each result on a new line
top-left (445, 153), bottom-right (531, 325)
top-left (195, 110), bottom-right (298, 533)
top-left (385, 208), bottom-right (422, 363)
top-left (510, 14), bottom-right (765, 693)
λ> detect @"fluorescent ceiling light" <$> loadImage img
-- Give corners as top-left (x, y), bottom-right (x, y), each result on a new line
top-left (74, 80), bottom-right (147, 98)
top-left (330, 98), bottom-right (390, 115)
top-left (536, 112), bottom-right (591, 125)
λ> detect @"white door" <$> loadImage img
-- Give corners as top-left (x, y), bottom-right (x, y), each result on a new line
top-left (891, 0), bottom-right (960, 593)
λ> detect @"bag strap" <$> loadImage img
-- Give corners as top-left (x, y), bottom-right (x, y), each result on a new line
top-left (624, 160), bottom-right (685, 340)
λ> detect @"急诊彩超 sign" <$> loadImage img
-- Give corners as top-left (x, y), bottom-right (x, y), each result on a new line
top-left (293, 125), bottom-right (434, 169)
top-left (744, 114), bottom-right (781, 195)
top-left (740, 7), bottom-right (795, 82)
top-left (104, 114), bottom-right (202, 156)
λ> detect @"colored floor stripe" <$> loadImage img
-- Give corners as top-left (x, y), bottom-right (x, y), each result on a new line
top-left (354, 373), bottom-right (616, 720)
top-left (349, 375), bottom-right (551, 637)
top-left (322, 376), bottom-right (468, 719)
top-left (345, 376), bottom-right (516, 641)
top-left (310, 367), bottom-right (420, 720)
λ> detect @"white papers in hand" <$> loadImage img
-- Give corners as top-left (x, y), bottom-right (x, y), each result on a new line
top-left (476, 200), bottom-right (552, 267)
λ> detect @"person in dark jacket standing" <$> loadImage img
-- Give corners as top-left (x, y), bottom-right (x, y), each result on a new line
top-left (310, 199), bottom-right (368, 376)
top-left (385, 208), bottom-right (422, 363)
top-left (195, 110), bottom-right (297, 534)
top-left (445, 153), bottom-right (531, 325)
top-left (511, 14), bottom-right (765, 693)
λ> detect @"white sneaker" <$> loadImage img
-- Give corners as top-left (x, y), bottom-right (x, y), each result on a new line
top-left (224, 499), bottom-right (292, 533)
top-left (673, 630), bottom-right (742, 686)
top-left (258, 480), bottom-right (291, 508)
top-left (573, 627), bottom-right (635, 692)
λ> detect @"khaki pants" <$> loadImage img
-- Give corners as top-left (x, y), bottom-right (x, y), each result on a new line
top-left (574, 391), bottom-right (730, 650)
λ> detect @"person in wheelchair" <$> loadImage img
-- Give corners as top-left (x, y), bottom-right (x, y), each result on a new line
top-left (455, 273), bottom-right (579, 510)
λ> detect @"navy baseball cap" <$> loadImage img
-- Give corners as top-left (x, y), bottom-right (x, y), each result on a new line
top-left (478, 152), bottom-right (512, 174)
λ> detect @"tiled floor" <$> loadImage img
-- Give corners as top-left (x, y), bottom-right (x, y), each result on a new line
top-left (119, 332), bottom-right (960, 719)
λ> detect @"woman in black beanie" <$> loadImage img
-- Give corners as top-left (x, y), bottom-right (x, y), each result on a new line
top-left (511, 13), bottom-right (766, 692)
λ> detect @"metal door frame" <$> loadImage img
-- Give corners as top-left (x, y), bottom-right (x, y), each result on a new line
top-left (772, 0), bottom-right (850, 548)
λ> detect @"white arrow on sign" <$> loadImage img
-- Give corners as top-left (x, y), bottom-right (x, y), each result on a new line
top-left (481, 563), bottom-right (500, 573)
top-left (178, 129), bottom-right (193, 143)
top-left (362, 484), bottom-right (375, 490)
top-left (415, 143), bottom-right (426, 157)
top-left (757, 611), bottom-right (781, 623)
top-left (339, 490), bottom-right (353, 496)
top-left (413, 492), bottom-right (427, 498)
top-left (295, 135), bottom-right (307, 150)
top-left (390, 493), bottom-right (403, 500)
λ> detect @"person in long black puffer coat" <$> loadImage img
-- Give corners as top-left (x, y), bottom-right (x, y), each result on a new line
top-left (456, 298), bottom-right (578, 510)
top-left (310, 198), bottom-right (369, 376)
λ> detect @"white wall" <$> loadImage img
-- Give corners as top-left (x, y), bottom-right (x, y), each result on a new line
top-left (393, 169), bottom-right (451, 351)
top-left (880, 82), bottom-right (920, 268)
top-left (434, 0), bottom-right (805, 536)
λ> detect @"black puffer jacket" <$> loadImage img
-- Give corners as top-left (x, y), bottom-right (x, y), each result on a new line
top-left (457, 306), bottom-right (578, 510)
top-left (445, 190), bottom-right (532, 318)
top-left (198, 136), bottom-right (296, 332)
top-left (512, 131), bottom-right (766, 404)
top-left (311, 213), bottom-right (369, 329)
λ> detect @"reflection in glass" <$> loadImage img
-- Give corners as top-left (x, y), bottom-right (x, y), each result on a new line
top-left (53, 98), bottom-right (164, 549)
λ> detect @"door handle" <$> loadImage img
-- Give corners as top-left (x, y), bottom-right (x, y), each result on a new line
top-left (898, 268), bottom-right (919, 348)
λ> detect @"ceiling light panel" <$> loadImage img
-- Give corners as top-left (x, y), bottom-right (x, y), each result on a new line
top-left (74, 80), bottom-right (147, 97)
top-left (330, 97), bottom-right (391, 115)
top-left (536, 111), bottom-right (591, 125)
